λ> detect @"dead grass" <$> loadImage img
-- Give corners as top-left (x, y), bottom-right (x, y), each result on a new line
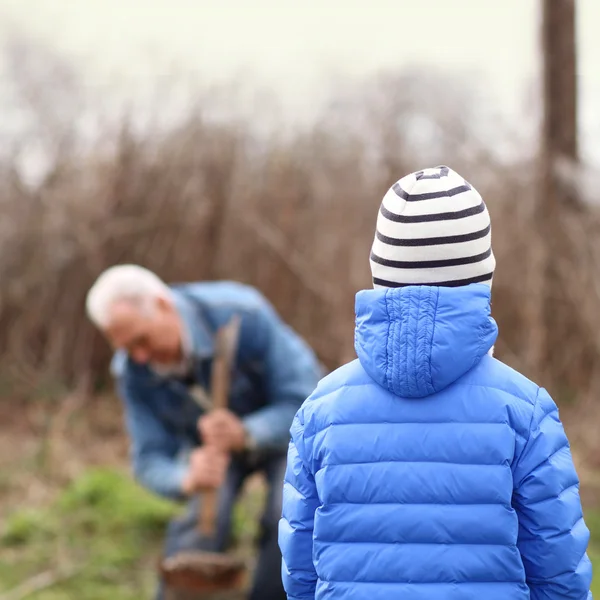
top-left (1, 39), bottom-right (600, 478)
top-left (0, 395), bottom-right (128, 522)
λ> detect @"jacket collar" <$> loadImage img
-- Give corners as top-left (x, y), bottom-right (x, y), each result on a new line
top-left (172, 288), bottom-right (214, 361)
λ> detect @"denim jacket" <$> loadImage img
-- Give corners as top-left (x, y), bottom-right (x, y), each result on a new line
top-left (111, 281), bottom-right (322, 500)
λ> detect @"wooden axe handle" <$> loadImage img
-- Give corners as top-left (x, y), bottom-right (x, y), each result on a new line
top-left (198, 315), bottom-right (241, 536)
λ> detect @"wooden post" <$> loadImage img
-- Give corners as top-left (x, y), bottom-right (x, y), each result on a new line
top-left (541, 0), bottom-right (578, 165)
top-left (527, 0), bottom-right (578, 377)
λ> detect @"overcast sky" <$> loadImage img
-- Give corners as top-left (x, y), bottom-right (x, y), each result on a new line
top-left (2, 1), bottom-right (600, 160)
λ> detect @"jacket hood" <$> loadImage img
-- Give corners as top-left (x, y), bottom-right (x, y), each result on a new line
top-left (354, 284), bottom-right (497, 398)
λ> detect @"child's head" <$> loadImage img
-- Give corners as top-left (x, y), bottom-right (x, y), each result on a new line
top-left (370, 165), bottom-right (495, 289)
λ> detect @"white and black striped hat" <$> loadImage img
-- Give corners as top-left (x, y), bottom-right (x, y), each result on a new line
top-left (370, 165), bottom-right (495, 289)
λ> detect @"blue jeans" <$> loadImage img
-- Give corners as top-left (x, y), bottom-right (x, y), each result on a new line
top-left (156, 453), bottom-right (287, 600)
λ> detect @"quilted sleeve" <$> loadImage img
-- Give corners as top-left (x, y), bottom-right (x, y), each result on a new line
top-left (512, 388), bottom-right (593, 600)
top-left (278, 411), bottom-right (320, 600)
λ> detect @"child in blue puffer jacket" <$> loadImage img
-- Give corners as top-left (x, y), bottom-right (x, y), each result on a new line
top-left (278, 165), bottom-right (593, 600)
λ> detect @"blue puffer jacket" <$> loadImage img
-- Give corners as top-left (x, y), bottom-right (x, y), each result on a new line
top-left (279, 284), bottom-right (593, 600)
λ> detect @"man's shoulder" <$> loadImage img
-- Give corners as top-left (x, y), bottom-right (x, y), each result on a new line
top-left (170, 281), bottom-right (268, 311)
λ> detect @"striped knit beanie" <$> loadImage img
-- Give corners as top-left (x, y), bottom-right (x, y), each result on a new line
top-left (370, 165), bottom-right (495, 289)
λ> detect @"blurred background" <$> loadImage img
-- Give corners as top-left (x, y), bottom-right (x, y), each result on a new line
top-left (1, 1), bottom-right (600, 598)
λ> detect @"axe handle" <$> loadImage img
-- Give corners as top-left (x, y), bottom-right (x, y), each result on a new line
top-left (200, 489), bottom-right (219, 537)
top-left (198, 316), bottom-right (240, 537)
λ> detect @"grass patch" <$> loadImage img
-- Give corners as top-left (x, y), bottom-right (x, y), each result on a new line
top-left (0, 467), bottom-right (179, 599)
top-left (0, 468), bottom-right (265, 599)
top-left (586, 510), bottom-right (600, 596)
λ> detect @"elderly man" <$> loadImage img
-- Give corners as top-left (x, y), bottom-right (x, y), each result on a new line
top-left (85, 264), bottom-right (322, 600)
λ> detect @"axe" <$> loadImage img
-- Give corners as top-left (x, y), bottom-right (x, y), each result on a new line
top-left (159, 314), bottom-right (247, 599)
top-left (198, 314), bottom-right (241, 536)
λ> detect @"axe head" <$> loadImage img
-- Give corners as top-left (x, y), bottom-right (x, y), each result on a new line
top-left (159, 550), bottom-right (247, 593)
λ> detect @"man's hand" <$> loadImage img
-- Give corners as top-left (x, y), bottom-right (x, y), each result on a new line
top-left (198, 408), bottom-right (247, 453)
top-left (181, 446), bottom-right (229, 495)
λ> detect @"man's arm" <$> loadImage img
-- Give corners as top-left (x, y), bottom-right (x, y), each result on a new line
top-left (279, 412), bottom-right (319, 600)
top-left (240, 298), bottom-right (322, 454)
top-left (513, 388), bottom-right (592, 600)
top-left (116, 370), bottom-right (187, 501)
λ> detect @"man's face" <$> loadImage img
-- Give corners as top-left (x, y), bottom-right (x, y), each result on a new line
top-left (104, 297), bottom-right (183, 366)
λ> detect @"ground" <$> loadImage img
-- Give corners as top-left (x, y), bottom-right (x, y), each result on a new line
top-left (0, 396), bottom-right (264, 599)
top-left (0, 396), bottom-right (598, 598)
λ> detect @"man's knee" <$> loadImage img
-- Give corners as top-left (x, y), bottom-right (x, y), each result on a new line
top-left (163, 496), bottom-right (231, 555)
top-left (261, 498), bottom-right (282, 536)
top-left (266, 455), bottom-right (287, 510)
top-left (258, 455), bottom-right (287, 543)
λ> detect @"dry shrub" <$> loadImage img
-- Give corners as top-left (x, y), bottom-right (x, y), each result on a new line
top-left (1, 41), bottom-right (600, 460)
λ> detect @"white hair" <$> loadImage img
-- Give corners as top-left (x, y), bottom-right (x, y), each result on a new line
top-left (86, 264), bottom-right (173, 329)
